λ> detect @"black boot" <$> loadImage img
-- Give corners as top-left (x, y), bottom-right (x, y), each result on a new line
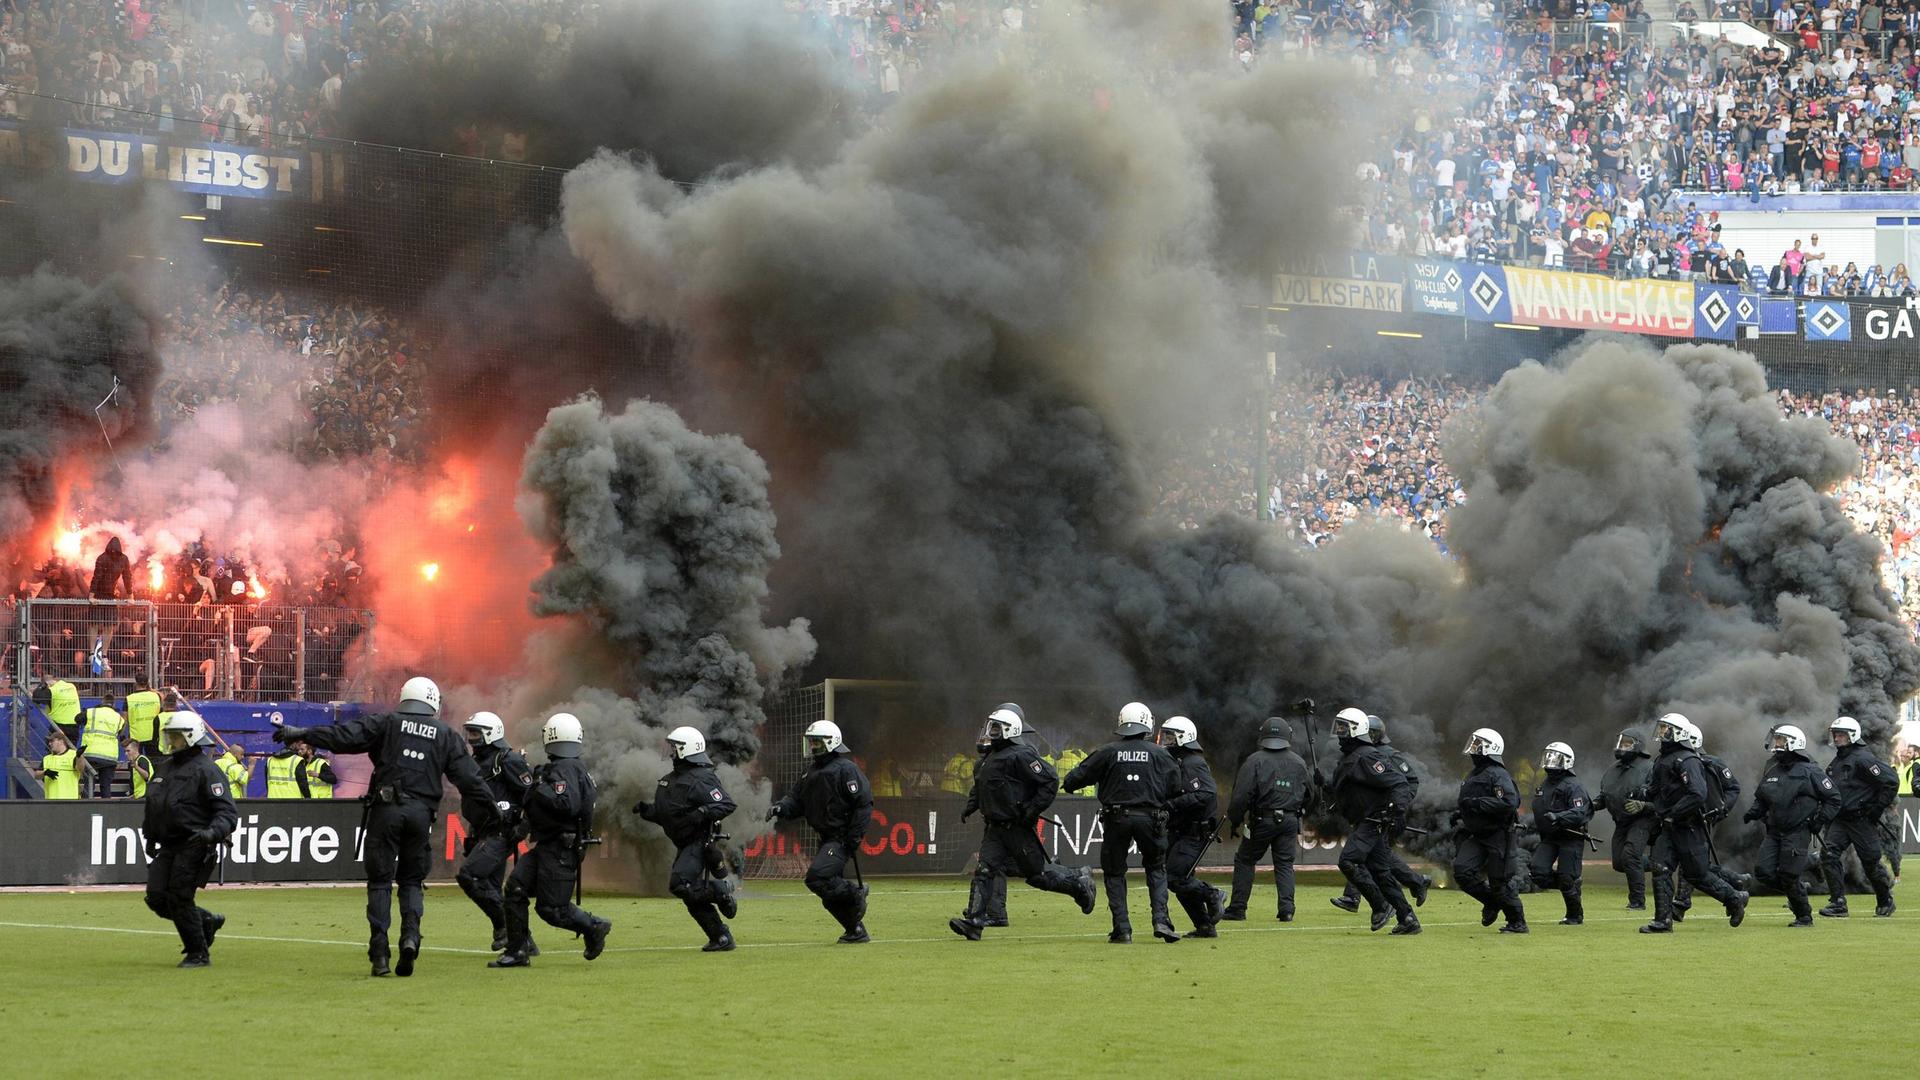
top-left (696, 909), bottom-right (736, 952)
top-left (712, 877), bottom-right (738, 920)
top-left (1726, 891), bottom-right (1749, 927)
top-left (1638, 920), bottom-right (1672, 933)
top-left (1875, 897), bottom-right (1896, 918)
top-left (1819, 898), bottom-right (1849, 918)
top-left (1409, 874), bottom-right (1432, 907)
top-left (370, 954), bottom-right (392, 977)
top-left (1390, 914), bottom-right (1422, 935)
top-left (1561, 891), bottom-right (1583, 926)
top-left (488, 950), bottom-right (532, 968)
top-left (1108, 927), bottom-right (1132, 944)
top-left (491, 928), bottom-right (508, 952)
top-left (1104, 874), bottom-right (1132, 942)
top-left (396, 937), bottom-right (419, 978)
top-left (1146, 867), bottom-right (1179, 943)
top-left (583, 918), bottom-right (612, 960)
top-left (201, 912), bottom-right (224, 948)
top-left (1329, 894), bottom-right (1361, 914)
top-left (177, 953), bottom-right (210, 968)
top-left (948, 917), bottom-right (983, 941)
top-left (1072, 866), bottom-right (1097, 915)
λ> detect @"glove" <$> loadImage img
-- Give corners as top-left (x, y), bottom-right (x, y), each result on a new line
top-left (144, 840), bottom-right (160, 859)
top-left (271, 725), bottom-right (310, 745)
top-left (1623, 799), bottom-right (1646, 816)
top-left (1742, 804), bottom-right (1764, 824)
top-left (960, 807), bottom-right (974, 823)
top-left (631, 799), bottom-right (652, 817)
top-left (191, 828), bottom-right (221, 845)
top-left (764, 806), bottom-right (779, 822)
top-left (1541, 812), bottom-right (1559, 830)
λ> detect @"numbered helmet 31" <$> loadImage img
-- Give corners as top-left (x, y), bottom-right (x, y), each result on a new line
top-left (667, 726), bottom-right (709, 763)
top-left (1157, 715), bottom-right (1199, 750)
top-left (984, 703), bottom-right (1025, 742)
top-left (1542, 741), bottom-right (1575, 771)
top-left (399, 675), bottom-right (441, 713)
top-left (1463, 727), bottom-right (1505, 760)
top-left (542, 712), bottom-right (583, 759)
top-left (464, 711), bottom-right (506, 746)
top-left (804, 719), bottom-right (845, 757)
top-left (1333, 708), bottom-right (1370, 741)
top-left (1117, 702), bottom-right (1154, 737)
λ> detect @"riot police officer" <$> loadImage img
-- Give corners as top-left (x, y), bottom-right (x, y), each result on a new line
top-left (635, 726), bottom-right (740, 952)
top-left (1640, 713), bottom-right (1748, 933)
top-left (275, 675), bottom-right (498, 976)
top-left (1745, 724), bottom-right (1839, 926)
top-left (959, 732), bottom-right (1009, 928)
top-left (143, 711), bottom-right (236, 968)
top-left (768, 719), bottom-right (875, 943)
top-left (1223, 717), bottom-right (1310, 922)
top-left (1454, 727), bottom-right (1526, 933)
top-left (1819, 716), bottom-right (1900, 918)
top-left (1330, 708), bottom-right (1419, 935)
top-left (1063, 702), bottom-right (1182, 944)
top-left (1592, 728), bottom-right (1656, 910)
top-left (950, 703), bottom-right (1097, 941)
top-left (1331, 716), bottom-right (1431, 916)
top-left (1156, 716), bottom-right (1224, 938)
top-left (490, 713), bottom-right (612, 966)
top-left (1528, 741), bottom-right (1593, 925)
top-left (456, 711), bottom-right (536, 953)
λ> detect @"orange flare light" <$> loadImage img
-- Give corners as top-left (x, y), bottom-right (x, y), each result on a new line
top-left (248, 578), bottom-right (268, 601)
top-left (54, 528), bottom-right (84, 562)
top-left (149, 561), bottom-right (166, 591)
top-left (420, 562), bottom-right (440, 583)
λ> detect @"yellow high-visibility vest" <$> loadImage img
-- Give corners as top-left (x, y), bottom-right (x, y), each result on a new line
top-left (125, 690), bottom-right (162, 743)
top-left (81, 706), bottom-right (125, 761)
top-left (872, 761), bottom-right (902, 798)
top-left (942, 753), bottom-right (974, 795)
top-left (130, 754), bottom-right (153, 799)
top-left (266, 753), bottom-right (305, 798)
top-left (47, 681), bottom-right (80, 730)
top-left (305, 756), bottom-right (333, 799)
top-left (217, 753), bottom-right (248, 798)
top-left (41, 748), bottom-right (80, 799)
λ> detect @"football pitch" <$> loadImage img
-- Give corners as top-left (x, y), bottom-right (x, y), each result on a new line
top-left (2, 873), bottom-right (1903, 1078)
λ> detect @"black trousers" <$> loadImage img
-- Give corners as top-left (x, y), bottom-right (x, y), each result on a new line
top-left (1451, 828), bottom-right (1521, 923)
top-left (1167, 828), bottom-right (1221, 929)
top-left (85, 757), bottom-right (118, 799)
top-left (1880, 811), bottom-right (1903, 878)
top-left (1529, 836), bottom-right (1583, 917)
top-left (145, 840), bottom-right (216, 956)
top-left (505, 839), bottom-right (595, 951)
top-left (1100, 809), bottom-right (1170, 932)
top-left (963, 820), bottom-right (1081, 926)
top-left (805, 839), bottom-right (864, 930)
top-left (457, 832), bottom-right (517, 932)
top-left (1649, 820), bottom-right (1739, 922)
top-left (1228, 812), bottom-right (1298, 917)
top-left (1755, 829), bottom-right (1815, 919)
top-left (364, 800), bottom-right (432, 959)
top-left (1821, 814), bottom-right (1894, 905)
top-left (1343, 819), bottom-right (1413, 919)
top-left (1608, 815), bottom-right (1654, 905)
top-left (963, 870), bottom-right (1008, 922)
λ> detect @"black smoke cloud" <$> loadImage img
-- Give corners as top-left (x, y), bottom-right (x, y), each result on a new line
top-left (337, 0), bottom-right (856, 177)
top-left (549, 14), bottom-right (1919, 871)
top-left (0, 270), bottom-right (159, 574)
top-left (515, 396), bottom-right (815, 849)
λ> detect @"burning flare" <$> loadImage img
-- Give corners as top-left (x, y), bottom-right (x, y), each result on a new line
top-left (420, 562), bottom-right (440, 583)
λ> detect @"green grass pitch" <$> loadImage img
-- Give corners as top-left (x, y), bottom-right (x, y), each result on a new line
top-left (1, 873), bottom-right (1904, 1077)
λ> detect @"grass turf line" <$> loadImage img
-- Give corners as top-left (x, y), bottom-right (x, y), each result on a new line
top-left (0, 875), bottom-right (1904, 1078)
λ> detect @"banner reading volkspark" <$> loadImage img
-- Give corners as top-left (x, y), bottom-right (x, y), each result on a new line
top-left (1272, 253), bottom-right (1406, 313)
top-left (0, 122), bottom-right (348, 201)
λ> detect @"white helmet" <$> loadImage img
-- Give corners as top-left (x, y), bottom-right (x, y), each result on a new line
top-left (1770, 724), bottom-right (1808, 753)
top-left (1542, 741), bottom-right (1575, 771)
top-left (1464, 727), bottom-right (1505, 759)
top-left (985, 703), bottom-right (1024, 741)
top-left (804, 719), bottom-right (844, 756)
top-left (1157, 715), bottom-right (1199, 750)
top-left (399, 675), bottom-right (441, 713)
top-left (1117, 702), bottom-right (1154, 736)
top-left (1655, 712), bottom-right (1700, 749)
top-left (162, 710), bottom-right (208, 753)
top-left (464, 711), bottom-right (506, 746)
top-left (1333, 707), bottom-right (1370, 741)
top-left (542, 712), bottom-right (583, 758)
top-left (667, 725), bottom-right (709, 762)
top-left (1830, 716), bottom-right (1862, 747)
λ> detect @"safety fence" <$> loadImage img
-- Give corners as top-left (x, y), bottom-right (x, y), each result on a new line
top-left (5, 598), bottom-right (373, 703)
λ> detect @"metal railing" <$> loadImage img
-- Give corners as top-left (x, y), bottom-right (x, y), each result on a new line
top-left (5, 598), bottom-right (373, 703)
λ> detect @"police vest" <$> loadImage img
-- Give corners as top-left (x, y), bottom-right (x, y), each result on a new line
top-left (125, 690), bottom-right (162, 742)
top-left (47, 681), bottom-right (81, 729)
top-left (81, 706), bottom-right (125, 761)
top-left (130, 754), bottom-right (153, 798)
top-left (306, 757), bottom-right (333, 799)
top-left (266, 754), bottom-right (305, 798)
top-left (42, 748), bottom-right (81, 799)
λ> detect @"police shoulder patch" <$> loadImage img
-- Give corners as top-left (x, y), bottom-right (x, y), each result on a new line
top-left (1869, 765), bottom-right (1882, 775)
top-left (210, 782), bottom-right (224, 797)
top-left (1370, 760), bottom-right (1386, 774)
top-left (1822, 778), bottom-right (1834, 788)
top-left (847, 781), bottom-right (859, 794)
top-left (553, 781), bottom-right (567, 794)
top-left (1572, 798), bottom-right (1585, 807)
top-left (710, 788), bottom-right (723, 801)
top-left (1030, 761), bottom-right (1044, 774)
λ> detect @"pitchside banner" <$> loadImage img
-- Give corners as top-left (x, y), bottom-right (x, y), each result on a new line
top-left (1407, 258), bottom-right (1467, 316)
top-left (1272, 253), bottom-right (1406, 313)
top-left (1502, 267), bottom-right (1695, 336)
top-left (0, 122), bottom-right (347, 201)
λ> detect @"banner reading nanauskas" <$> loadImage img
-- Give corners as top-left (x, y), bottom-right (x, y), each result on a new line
top-left (1502, 266), bottom-right (1695, 336)
top-left (0, 122), bottom-right (346, 201)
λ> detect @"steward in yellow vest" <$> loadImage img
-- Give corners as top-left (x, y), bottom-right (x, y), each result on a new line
top-left (942, 752), bottom-right (975, 795)
top-left (37, 731), bottom-right (81, 799)
top-left (126, 674), bottom-right (163, 755)
top-left (81, 704), bottom-right (126, 798)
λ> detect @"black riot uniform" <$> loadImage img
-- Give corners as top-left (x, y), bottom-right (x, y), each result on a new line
top-left (770, 747), bottom-right (875, 942)
top-left (1164, 741), bottom-right (1225, 938)
top-left (1224, 718), bottom-right (1310, 921)
top-left (1453, 753), bottom-right (1525, 931)
top-left (495, 754), bottom-right (610, 963)
top-left (637, 755), bottom-right (740, 950)
top-left (1332, 735), bottom-right (1418, 933)
top-left (458, 739), bottom-right (535, 950)
top-left (142, 737), bottom-right (238, 966)
top-left (950, 737), bottom-right (1095, 940)
top-left (1063, 732), bottom-right (1182, 943)
top-left (1592, 731), bottom-right (1656, 909)
top-left (1528, 768), bottom-right (1594, 924)
top-left (1820, 742), bottom-right (1900, 917)
top-left (280, 701), bottom-right (497, 975)
top-left (1745, 749), bottom-right (1840, 924)
top-left (1335, 727), bottom-right (1432, 915)
top-left (1642, 740), bottom-right (1747, 932)
top-left (959, 738), bottom-right (1009, 927)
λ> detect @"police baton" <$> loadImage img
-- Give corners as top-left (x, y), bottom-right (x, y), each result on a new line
top-left (1366, 814), bottom-right (1428, 837)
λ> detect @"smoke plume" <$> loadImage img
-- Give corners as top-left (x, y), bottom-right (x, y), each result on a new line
top-left (515, 396), bottom-right (816, 849)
